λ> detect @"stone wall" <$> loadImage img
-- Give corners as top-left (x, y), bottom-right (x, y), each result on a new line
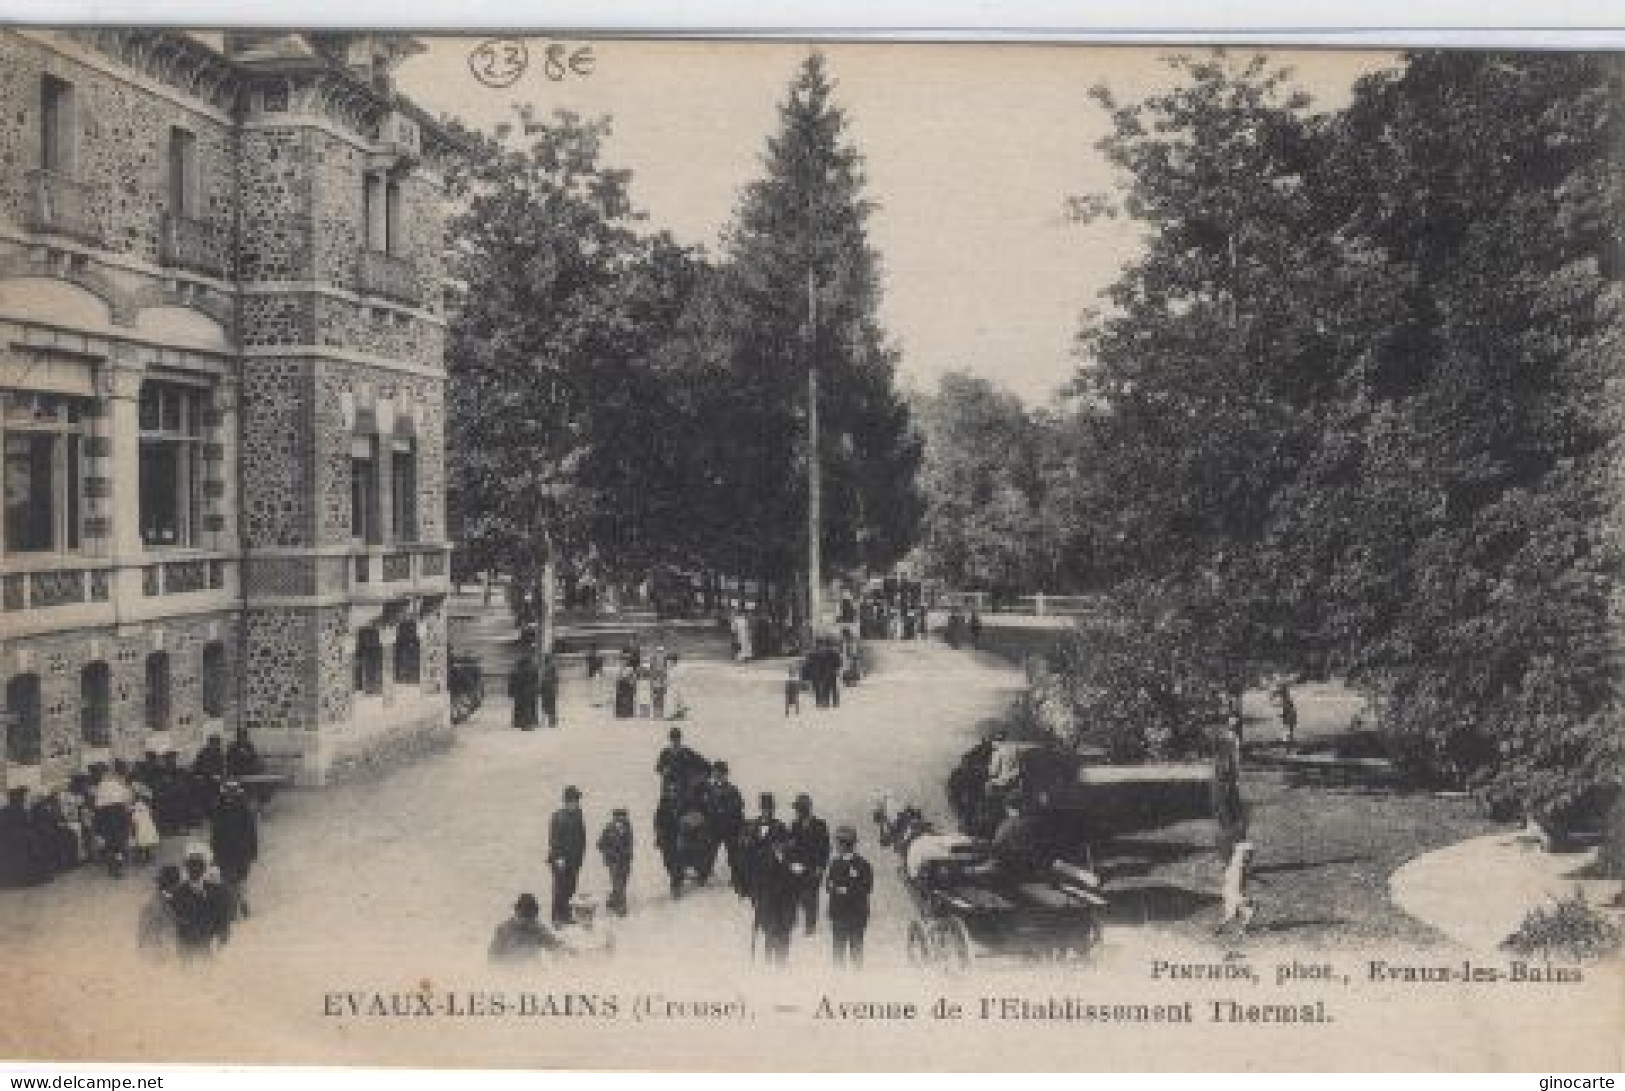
top-left (2, 613), bottom-right (238, 788)
top-left (241, 607), bottom-right (316, 731)
top-left (0, 34), bottom-right (235, 271)
top-left (239, 357), bottom-right (316, 548)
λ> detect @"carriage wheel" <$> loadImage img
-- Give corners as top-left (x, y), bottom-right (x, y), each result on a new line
top-left (931, 918), bottom-right (972, 973)
top-left (906, 921), bottom-right (931, 967)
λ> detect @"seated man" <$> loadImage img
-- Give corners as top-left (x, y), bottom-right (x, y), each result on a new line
top-left (987, 800), bottom-right (1051, 878)
top-left (489, 893), bottom-right (563, 963)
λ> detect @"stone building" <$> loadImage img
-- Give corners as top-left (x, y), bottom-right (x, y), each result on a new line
top-left (0, 29), bottom-right (457, 787)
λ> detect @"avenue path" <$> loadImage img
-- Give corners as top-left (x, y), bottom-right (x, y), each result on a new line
top-left (1, 634), bottom-right (1026, 1064)
top-left (4, 626), bottom-right (1618, 1070)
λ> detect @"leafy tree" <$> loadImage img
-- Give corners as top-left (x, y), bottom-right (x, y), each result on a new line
top-left (443, 109), bottom-right (708, 640)
top-left (1027, 597), bottom-right (1230, 761)
top-left (913, 371), bottom-right (1054, 597)
top-left (1061, 50), bottom-right (1620, 833)
top-left (1317, 53), bottom-right (1622, 824)
top-left (712, 53), bottom-right (923, 618)
top-left (1073, 53), bottom-right (1379, 705)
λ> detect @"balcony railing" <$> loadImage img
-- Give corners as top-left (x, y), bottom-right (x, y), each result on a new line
top-left (160, 211), bottom-right (226, 278)
top-left (26, 169), bottom-right (102, 245)
top-left (141, 559), bottom-right (232, 597)
top-left (348, 547), bottom-right (451, 594)
top-left (357, 249), bottom-right (421, 306)
top-left (0, 566), bottom-right (111, 612)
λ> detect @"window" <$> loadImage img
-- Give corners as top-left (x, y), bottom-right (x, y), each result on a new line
top-left (144, 652), bottom-right (171, 733)
top-left (350, 437), bottom-right (379, 543)
top-left (80, 662), bottom-right (110, 747)
top-left (2, 391), bottom-right (88, 555)
top-left (201, 642), bottom-right (228, 717)
top-left (5, 674), bottom-right (42, 767)
top-left (390, 439), bottom-right (416, 542)
top-left (385, 179), bottom-right (403, 254)
top-left (138, 381), bottom-right (205, 548)
top-left (167, 126), bottom-right (198, 216)
top-left (354, 628), bottom-right (383, 695)
top-left (39, 75), bottom-right (74, 174)
top-left (394, 621), bottom-right (420, 685)
top-left (363, 172), bottom-right (403, 254)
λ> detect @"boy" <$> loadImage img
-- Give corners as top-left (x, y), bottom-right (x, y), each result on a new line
top-left (597, 807), bottom-right (634, 916)
top-left (784, 664), bottom-right (803, 716)
top-left (1215, 840), bottom-right (1259, 937)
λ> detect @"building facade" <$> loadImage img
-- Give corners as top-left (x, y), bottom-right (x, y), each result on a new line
top-left (0, 29), bottom-right (456, 787)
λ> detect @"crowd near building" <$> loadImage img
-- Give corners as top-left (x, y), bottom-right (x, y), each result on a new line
top-left (0, 29), bottom-right (456, 791)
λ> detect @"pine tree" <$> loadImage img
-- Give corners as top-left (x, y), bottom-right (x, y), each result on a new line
top-left (713, 53), bottom-right (922, 618)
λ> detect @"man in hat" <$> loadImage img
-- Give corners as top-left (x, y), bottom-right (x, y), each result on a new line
top-left (698, 761), bottom-right (745, 889)
top-left (548, 786), bottom-right (587, 925)
top-left (653, 780), bottom-right (688, 898)
top-left (655, 727), bottom-right (703, 789)
top-left (597, 806), bottom-right (634, 916)
top-left (786, 793), bottom-right (831, 935)
top-left (170, 845), bottom-right (232, 961)
top-left (752, 834), bottom-right (800, 967)
top-left (825, 826), bottom-right (873, 969)
top-left (489, 893), bottom-right (562, 963)
top-left (509, 650), bottom-right (541, 730)
top-left (538, 652), bottom-right (561, 728)
top-left (739, 792), bottom-right (786, 904)
top-left (209, 779), bottom-right (259, 919)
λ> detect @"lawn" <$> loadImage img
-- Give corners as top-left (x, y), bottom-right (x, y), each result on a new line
top-left (971, 618), bottom-right (1502, 946)
top-left (1094, 770), bottom-right (1502, 947)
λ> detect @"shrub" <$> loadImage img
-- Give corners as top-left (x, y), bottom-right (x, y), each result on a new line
top-left (1011, 598), bottom-right (1229, 762)
top-left (1500, 891), bottom-right (1622, 962)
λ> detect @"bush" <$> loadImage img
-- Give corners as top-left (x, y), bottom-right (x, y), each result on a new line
top-left (1500, 891), bottom-right (1622, 962)
top-left (1014, 598), bottom-right (1230, 762)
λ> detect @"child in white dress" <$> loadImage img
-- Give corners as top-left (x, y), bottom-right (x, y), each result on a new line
top-left (130, 787), bottom-right (161, 865)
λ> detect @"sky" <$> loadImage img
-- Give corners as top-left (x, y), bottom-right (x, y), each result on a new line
top-left (398, 41), bottom-right (1392, 404)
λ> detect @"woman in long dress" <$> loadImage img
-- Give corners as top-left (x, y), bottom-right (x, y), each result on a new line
top-left (614, 664), bottom-right (637, 719)
top-left (508, 653), bottom-right (540, 730)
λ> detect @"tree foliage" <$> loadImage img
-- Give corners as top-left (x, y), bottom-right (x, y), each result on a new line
top-left (1062, 50), bottom-right (1621, 823)
top-left (711, 53), bottom-right (923, 605)
top-left (443, 57), bottom-right (926, 615)
top-left (912, 371), bottom-right (1087, 596)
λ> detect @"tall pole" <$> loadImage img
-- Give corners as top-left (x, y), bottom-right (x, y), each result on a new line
top-left (805, 262), bottom-right (821, 646)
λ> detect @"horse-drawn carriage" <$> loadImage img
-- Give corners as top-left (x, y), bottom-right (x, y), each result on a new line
top-left (875, 798), bottom-right (1108, 971)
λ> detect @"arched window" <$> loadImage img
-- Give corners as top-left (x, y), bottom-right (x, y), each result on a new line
top-left (80, 662), bottom-right (110, 746)
top-left (354, 628), bottom-right (383, 695)
top-left (4, 673), bottom-right (42, 766)
top-left (201, 642), bottom-right (228, 717)
top-left (144, 651), bottom-right (171, 732)
top-left (394, 621), bottom-right (421, 685)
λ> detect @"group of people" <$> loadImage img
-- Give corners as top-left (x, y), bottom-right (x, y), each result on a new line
top-left (516, 728), bottom-right (875, 970)
top-left (786, 632), bottom-right (860, 714)
top-left (136, 807), bottom-right (259, 963)
top-left (0, 730), bottom-right (265, 889)
top-left (507, 644), bottom-right (561, 730)
top-left (609, 640), bottom-right (681, 721)
top-left (650, 728), bottom-right (874, 968)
